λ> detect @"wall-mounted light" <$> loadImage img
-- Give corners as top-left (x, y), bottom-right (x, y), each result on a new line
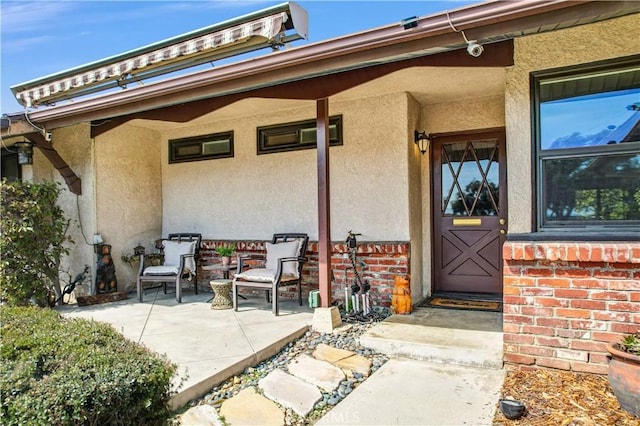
top-left (14, 140), bottom-right (34, 165)
top-left (414, 131), bottom-right (431, 155)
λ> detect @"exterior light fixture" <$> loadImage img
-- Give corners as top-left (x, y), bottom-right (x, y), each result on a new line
top-left (14, 140), bottom-right (34, 165)
top-left (446, 12), bottom-right (483, 57)
top-left (414, 131), bottom-right (431, 155)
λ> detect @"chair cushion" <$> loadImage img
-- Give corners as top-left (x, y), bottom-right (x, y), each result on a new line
top-left (266, 240), bottom-right (300, 276)
top-left (162, 240), bottom-right (197, 272)
top-left (235, 268), bottom-right (277, 283)
top-left (143, 265), bottom-right (179, 276)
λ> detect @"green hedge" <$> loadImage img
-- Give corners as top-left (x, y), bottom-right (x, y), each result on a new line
top-left (0, 306), bottom-right (177, 425)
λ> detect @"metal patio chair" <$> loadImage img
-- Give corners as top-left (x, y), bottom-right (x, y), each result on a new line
top-left (136, 233), bottom-right (202, 303)
top-left (232, 233), bottom-right (309, 316)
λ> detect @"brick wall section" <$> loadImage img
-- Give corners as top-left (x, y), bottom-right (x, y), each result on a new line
top-left (199, 239), bottom-right (410, 307)
top-left (503, 241), bottom-right (640, 374)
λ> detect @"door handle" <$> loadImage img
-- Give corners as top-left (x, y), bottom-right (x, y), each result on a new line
top-left (499, 218), bottom-right (506, 225)
top-left (500, 229), bottom-right (506, 235)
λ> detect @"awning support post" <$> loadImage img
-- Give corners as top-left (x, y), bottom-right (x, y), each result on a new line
top-left (316, 98), bottom-right (331, 308)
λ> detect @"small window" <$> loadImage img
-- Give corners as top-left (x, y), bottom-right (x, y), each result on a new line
top-left (1, 149), bottom-right (21, 181)
top-left (257, 115), bottom-right (343, 154)
top-left (533, 58), bottom-right (640, 230)
top-left (169, 131), bottom-right (233, 163)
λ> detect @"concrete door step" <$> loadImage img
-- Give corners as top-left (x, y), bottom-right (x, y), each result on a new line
top-left (359, 321), bottom-right (503, 369)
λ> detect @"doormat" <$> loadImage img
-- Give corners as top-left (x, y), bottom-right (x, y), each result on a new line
top-left (422, 297), bottom-right (502, 312)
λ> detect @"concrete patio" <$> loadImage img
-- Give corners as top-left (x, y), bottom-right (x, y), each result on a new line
top-left (57, 288), bottom-right (507, 425)
top-left (58, 287), bottom-right (314, 408)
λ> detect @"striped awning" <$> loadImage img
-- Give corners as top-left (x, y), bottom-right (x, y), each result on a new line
top-left (12, 3), bottom-right (307, 108)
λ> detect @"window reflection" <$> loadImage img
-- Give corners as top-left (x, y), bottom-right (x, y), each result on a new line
top-left (543, 154), bottom-right (640, 222)
top-left (442, 140), bottom-right (499, 216)
top-left (541, 90), bottom-right (639, 150)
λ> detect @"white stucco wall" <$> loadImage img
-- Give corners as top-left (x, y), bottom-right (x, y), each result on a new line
top-left (506, 13), bottom-right (640, 233)
top-left (160, 92), bottom-right (412, 242)
top-left (31, 123), bottom-right (96, 297)
top-left (407, 93), bottom-right (425, 301)
top-left (423, 94), bottom-right (505, 134)
top-left (94, 124), bottom-right (162, 291)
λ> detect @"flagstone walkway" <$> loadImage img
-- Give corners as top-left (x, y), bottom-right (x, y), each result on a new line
top-left (181, 342), bottom-right (373, 425)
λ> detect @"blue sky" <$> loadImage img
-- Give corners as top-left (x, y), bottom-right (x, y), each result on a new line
top-left (1, 0), bottom-right (477, 113)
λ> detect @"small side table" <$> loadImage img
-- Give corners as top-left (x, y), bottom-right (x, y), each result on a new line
top-left (203, 264), bottom-right (246, 301)
top-left (210, 279), bottom-right (233, 310)
top-left (202, 263), bottom-right (237, 279)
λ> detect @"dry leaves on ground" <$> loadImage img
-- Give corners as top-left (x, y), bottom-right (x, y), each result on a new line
top-left (493, 369), bottom-right (639, 426)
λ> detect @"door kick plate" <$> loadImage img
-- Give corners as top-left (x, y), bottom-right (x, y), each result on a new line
top-left (453, 218), bottom-right (482, 226)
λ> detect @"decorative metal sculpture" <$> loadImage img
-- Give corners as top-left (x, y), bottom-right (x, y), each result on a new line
top-left (96, 244), bottom-right (117, 293)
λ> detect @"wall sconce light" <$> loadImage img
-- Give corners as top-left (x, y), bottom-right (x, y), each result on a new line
top-left (14, 140), bottom-right (34, 165)
top-left (414, 131), bottom-right (431, 155)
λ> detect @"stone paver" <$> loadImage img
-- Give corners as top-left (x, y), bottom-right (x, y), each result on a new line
top-left (288, 354), bottom-right (345, 392)
top-left (313, 343), bottom-right (372, 376)
top-left (179, 404), bottom-right (224, 426)
top-left (333, 354), bottom-right (372, 376)
top-left (219, 387), bottom-right (284, 426)
top-left (259, 368), bottom-right (322, 417)
top-left (313, 343), bottom-right (354, 363)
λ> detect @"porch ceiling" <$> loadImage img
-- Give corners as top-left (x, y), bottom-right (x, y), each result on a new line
top-left (128, 66), bottom-right (504, 130)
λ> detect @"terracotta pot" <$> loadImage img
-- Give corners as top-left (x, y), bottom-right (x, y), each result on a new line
top-left (391, 275), bottom-right (412, 315)
top-left (607, 342), bottom-right (640, 418)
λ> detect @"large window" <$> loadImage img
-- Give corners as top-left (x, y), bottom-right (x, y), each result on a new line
top-left (257, 115), bottom-right (343, 154)
top-left (169, 131), bottom-right (233, 163)
top-left (533, 58), bottom-right (640, 231)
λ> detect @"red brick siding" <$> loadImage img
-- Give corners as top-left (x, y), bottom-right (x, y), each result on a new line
top-left (503, 242), bottom-right (640, 374)
top-left (199, 239), bottom-right (410, 307)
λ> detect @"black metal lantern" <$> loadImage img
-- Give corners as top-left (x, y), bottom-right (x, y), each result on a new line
top-left (414, 131), bottom-right (431, 155)
top-left (14, 141), bottom-right (34, 165)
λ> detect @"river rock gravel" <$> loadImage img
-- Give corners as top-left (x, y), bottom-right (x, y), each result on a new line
top-left (185, 318), bottom-right (390, 425)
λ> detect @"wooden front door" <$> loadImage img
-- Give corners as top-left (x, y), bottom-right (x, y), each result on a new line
top-left (433, 129), bottom-right (507, 294)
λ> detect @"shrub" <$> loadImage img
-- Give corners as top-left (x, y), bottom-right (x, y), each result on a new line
top-left (0, 179), bottom-right (73, 306)
top-left (0, 306), bottom-right (177, 425)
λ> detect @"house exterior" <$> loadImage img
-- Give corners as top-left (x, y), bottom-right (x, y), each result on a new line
top-left (2, 0), bottom-right (638, 373)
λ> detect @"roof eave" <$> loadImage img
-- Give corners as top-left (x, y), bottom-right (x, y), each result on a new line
top-left (6, 0), bottom-right (640, 132)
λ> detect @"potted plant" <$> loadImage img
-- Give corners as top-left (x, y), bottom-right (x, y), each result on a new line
top-left (606, 333), bottom-right (640, 417)
top-left (215, 243), bottom-right (236, 266)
